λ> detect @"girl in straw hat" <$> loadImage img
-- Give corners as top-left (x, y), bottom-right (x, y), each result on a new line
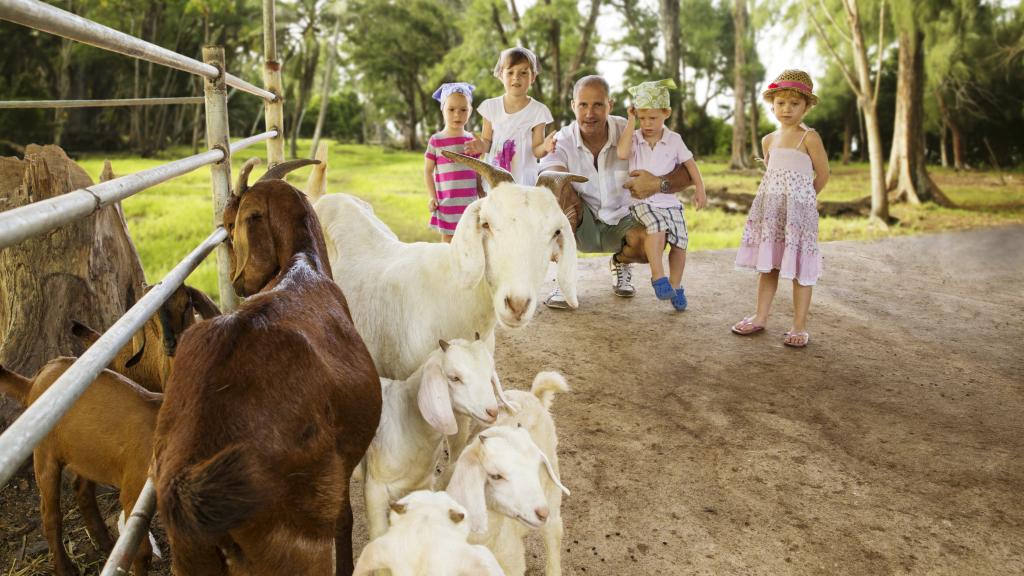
top-left (615, 79), bottom-right (707, 311)
top-left (425, 82), bottom-right (481, 243)
top-left (731, 70), bottom-right (829, 348)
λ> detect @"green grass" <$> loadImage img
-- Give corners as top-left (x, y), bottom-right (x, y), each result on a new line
top-left (75, 140), bottom-right (1024, 299)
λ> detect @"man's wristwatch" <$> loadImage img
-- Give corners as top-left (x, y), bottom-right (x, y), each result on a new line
top-left (658, 177), bottom-right (671, 194)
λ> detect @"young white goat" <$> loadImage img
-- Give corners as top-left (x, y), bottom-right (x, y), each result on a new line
top-left (363, 337), bottom-right (513, 541)
top-left (309, 155), bottom-right (581, 381)
top-left (446, 425), bottom-right (570, 576)
top-left (492, 372), bottom-right (570, 576)
top-left (353, 490), bottom-right (504, 576)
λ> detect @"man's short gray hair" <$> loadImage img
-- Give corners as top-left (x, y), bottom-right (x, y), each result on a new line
top-left (572, 75), bottom-right (610, 101)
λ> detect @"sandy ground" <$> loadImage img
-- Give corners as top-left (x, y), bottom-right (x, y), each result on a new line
top-left (2, 225), bottom-right (1023, 575)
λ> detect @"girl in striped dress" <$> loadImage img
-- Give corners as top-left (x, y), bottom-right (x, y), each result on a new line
top-left (424, 82), bottom-right (481, 242)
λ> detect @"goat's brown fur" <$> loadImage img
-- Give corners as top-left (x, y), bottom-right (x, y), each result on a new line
top-left (71, 284), bottom-right (220, 392)
top-left (0, 360), bottom-right (160, 576)
top-left (154, 165), bottom-right (381, 576)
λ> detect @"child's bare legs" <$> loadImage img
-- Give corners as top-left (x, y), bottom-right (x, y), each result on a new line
top-left (753, 270), bottom-right (780, 325)
top-left (667, 246), bottom-right (686, 288)
top-left (644, 232), bottom-right (667, 279)
top-left (786, 281), bottom-right (813, 343)
top-left (441, 233), bottom-right (453, 244)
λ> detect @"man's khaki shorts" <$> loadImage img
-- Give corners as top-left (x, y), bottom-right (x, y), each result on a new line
top-left (574, 204), bottom-right (641, 253)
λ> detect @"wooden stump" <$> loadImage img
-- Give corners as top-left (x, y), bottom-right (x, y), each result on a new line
top-left (0, 145), bottom-right (146, 428)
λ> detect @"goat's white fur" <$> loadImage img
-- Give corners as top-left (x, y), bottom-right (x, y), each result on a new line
top-left (363, 338), bottom-right (505, 542)
top-left (445, 425), bottom-right (569, 576)
top-left (313, 185), bottom-right (578, 381)
top-left (353, 490), bottom-right (505, 576)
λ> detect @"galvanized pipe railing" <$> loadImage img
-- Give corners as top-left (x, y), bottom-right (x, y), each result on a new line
top-left (99, 479), bottom-right (157, 576)
top-left (0, 0), bottom-right (277, 102)
top-left (0, 97), bottom-right (205, 109)
top-left (0, 129), bottom-right (276, 251)
top-left (0, 228), bottom-right (228, 488)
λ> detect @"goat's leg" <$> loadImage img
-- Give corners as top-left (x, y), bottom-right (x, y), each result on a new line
top-left (35, 453), bottom-right (77, 576)
top-left (542, 515), bottom-right (564, 576)
top-left (363, 474), bottom-right (391, 541)
top-left (120, 476), bottom-right (153, 576)
top-left (334, 481), bottom-right (355, 576)
top-left (72, 475), bottom-right (115, 554)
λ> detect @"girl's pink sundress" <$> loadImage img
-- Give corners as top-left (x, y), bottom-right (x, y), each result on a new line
top-left (735, 131), bottom-right (822, 286)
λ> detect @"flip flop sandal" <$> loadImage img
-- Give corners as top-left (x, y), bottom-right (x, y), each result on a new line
top-left (731, 317), bottom-right (765, 336)
top-left (783, 331), bottom-right (810, 348)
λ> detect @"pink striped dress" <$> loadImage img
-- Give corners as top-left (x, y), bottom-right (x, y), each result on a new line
top-left (425, 131), bottom-right (481, 234)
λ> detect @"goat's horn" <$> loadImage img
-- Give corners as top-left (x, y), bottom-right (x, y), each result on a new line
top-left (535, 171), bottom-right (588, 195)
top-left (257, 158), bottom-right (320, 183)
top-left (539, 450), bottom-right (570, 496)
top-left (441, 150), bottom-right (514, 189)
top-left (235, 158), bottom-right (262, 196)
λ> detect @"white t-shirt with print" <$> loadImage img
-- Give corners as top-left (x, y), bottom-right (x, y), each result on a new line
top-left (478, 96), bottom-right (553, 187)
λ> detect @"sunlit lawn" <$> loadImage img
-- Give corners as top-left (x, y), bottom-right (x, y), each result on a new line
top-left (76, 140), bottom-right (1024, 300)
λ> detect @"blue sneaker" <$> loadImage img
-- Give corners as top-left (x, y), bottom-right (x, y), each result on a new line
top-left (671, 287), bottom-right (688, 311)
top-left (652, 276), bottom-right (674, 300)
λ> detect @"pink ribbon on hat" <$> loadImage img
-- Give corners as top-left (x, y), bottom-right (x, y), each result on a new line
top-left (768, 80), bottom-right (812, 92)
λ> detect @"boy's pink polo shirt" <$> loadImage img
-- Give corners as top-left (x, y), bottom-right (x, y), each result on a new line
top-left (629, 127), bottom-right (693, 209)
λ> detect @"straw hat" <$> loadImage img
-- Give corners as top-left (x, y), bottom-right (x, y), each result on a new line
top-left (762, 70), bottom-right (819, 106)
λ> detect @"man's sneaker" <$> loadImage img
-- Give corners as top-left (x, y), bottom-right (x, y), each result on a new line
top-left (544, 286), bottom-right (570, 309)
top-left (610, 255), bottom-right (636, 298)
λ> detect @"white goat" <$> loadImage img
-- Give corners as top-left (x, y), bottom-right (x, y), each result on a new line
top-left (353, 490), bottom-right (505, 576)
top-left (493, 372), bottom-right (570, 576)
top-left (309, 154), bottom-right (581, 381)
top-left (446, 426), bottom-right (570, 576)
top-left (363, 337), bottom-right (510, 541)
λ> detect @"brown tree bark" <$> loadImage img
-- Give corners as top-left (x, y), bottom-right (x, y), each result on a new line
top-left (842, 102), bottom-right (853, 165)
top-left (934, 87), bottom-right (964, 170)
top-left (660, 0), bottom-right (683, 130)
top-left (729, 0), bottom-right (749, 169)
top-left (544, 0), bottom-right (562, 119)
top-left (559, 0), bottom-right (602, 116)
top-left (749, 85), bottom-right (760, 159)
top-left (0, 146), bottom-right (147, 427)
top-left (887, 29), bottom-right (953, 206)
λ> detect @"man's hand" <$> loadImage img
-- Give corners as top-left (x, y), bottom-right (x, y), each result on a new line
top-left (464, 134), bottom-right (487, 156)
top-left (624, 169), bottom-right (662, 199)
top-left (693, 186), bottom-right (707, 210)
top-left (542, 131), bottom-right (558, 155)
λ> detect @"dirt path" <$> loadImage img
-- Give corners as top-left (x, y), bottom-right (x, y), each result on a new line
top-left (2, 226), bottom-right (1022, 575)
top-left (496, 224), bottom-right (1024, 575)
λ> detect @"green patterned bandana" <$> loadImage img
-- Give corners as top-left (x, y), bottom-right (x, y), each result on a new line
top-left (627, 79), bottom-right (677, 109)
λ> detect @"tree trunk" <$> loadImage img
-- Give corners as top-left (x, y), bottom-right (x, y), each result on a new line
top-left (749, 85), bottom-right (760, 159)
top-left (311, 18), bottom-right (341, 157)
top-left (934, 87), bottom-right (964, 170)
top-left (939, 122), bottom-right (948, 168)
top-left (560, 0), bottom-right (602, 119)
top-left (0, 146), bottom-right (147, 428)
top-left (888, 29), bottom-right (952, 206)
top-left (659, 0), bottom-right (683, 130)
top-left (544, 0), bottom-right (562, 119)
top-left (842, 102), bottom-right (853, 165)
top-left (729, 0), bottom-right (748, 169)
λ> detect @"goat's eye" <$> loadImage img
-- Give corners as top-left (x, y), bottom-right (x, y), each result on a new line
top-left (489, 473), bottom-right (504, 481)
top-left (450, 375), bottom-right (461, 384)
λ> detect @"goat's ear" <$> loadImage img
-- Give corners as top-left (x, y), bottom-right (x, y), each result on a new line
top-left (450, 200), bottom-right (486, 288)
top-left (449, 509), bottom-right (465, 524)
top-left (475, 331), bottom-right (481, 341)
top-left (186, 286), bottom-right (221, 319)
top-left (389, 501), bottom-right (407, 515)
top-left (554, 213), bottom-right (579, 309)
top-left (446, 443), bottom-right (489, 534)
top-left (438, 339), bottom-right (450, 352)
top-left (125, 325), bottom-right (148, 368)
top-left (417, 357), bottom-right (457, 435)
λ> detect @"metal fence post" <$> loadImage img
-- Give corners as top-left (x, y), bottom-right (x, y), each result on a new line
top-left (263, 0), bottom-right (286, 166)
top-left (202, 45), bottom-right (239, 312)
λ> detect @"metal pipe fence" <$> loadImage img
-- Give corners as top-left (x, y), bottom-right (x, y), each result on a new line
top-left (0, 129), bottom-right (277, 251)
top-left (0, 0), bottom-right (277, 102)
top-left (0, 97), bottom-right (206, 109)
top-left (99, 479), bottom-right (157, 576)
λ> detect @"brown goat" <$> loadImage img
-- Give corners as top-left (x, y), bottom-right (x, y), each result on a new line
top-left (71, 283), bottom-right (220, 393)
top-left (153, 159), bottom-right (382, 576)
top-left (0, 360), bottom-right (159, 576)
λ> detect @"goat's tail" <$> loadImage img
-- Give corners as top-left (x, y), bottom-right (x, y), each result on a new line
top-left (304, 141), bottom-right (330, 204)
top-left (531, 371), bottom-right (569, 410)
top-left (0, 365), bottom-right (31, 406)
top-left (158, 444), bottom-right (267, 538)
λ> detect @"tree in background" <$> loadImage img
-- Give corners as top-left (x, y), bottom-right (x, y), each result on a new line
top-left (729, 0), bottom-right (749, 168)
top-left (660, 0), bottom-right (684, 130)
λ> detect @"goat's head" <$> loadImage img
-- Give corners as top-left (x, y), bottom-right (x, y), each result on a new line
top-left (447, 426), bottom-right (569, 534)
top-left (444, 151), bottom-right (581, 327)
top-left (224, 158), bottom-right (326, 296)
top-left (388, 490), bottom-right (469, 534)
top-left (417, 335), bottom-right (515, 435)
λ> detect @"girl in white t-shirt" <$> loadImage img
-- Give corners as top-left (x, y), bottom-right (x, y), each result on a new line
top-left (465, 47), bottom-right (555, 186)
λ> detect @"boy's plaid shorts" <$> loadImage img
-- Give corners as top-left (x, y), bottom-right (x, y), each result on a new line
top-left (629, 203), bottom-right (688, 250)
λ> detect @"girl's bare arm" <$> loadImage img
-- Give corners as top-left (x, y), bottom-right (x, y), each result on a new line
top-left (804, 131), bottom-right (830, 193)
